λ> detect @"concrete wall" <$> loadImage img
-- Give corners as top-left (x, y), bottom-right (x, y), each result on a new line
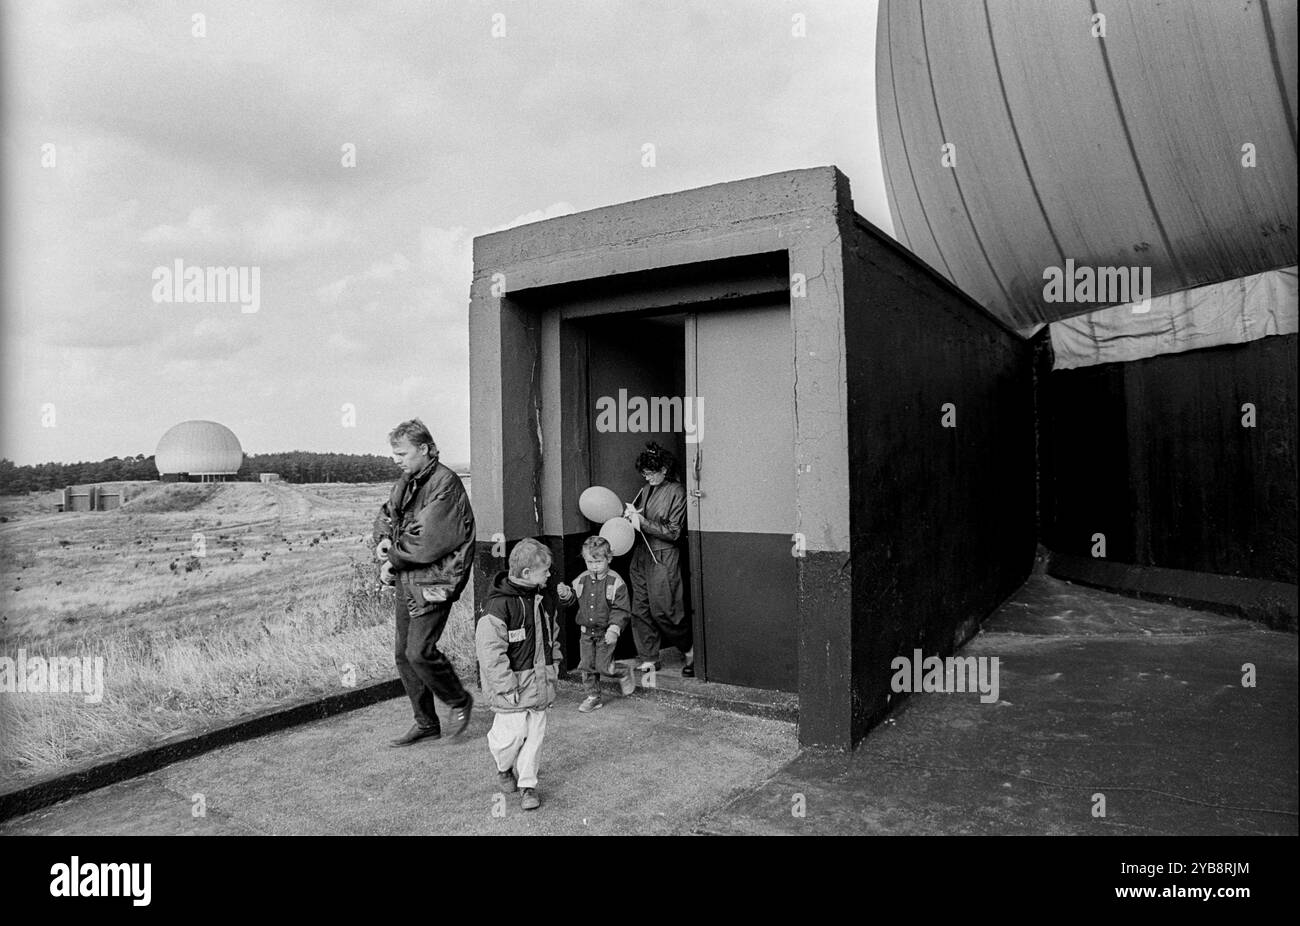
top-left (1040, 333), bottom-right (1298, 586)
top-left (61, 483), bottom-right (139, 511)
top-left (839, 212), bottom-right (1038, 743)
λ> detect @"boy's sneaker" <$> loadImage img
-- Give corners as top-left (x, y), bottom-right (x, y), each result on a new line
top-left (497, 769), bottom-right (517, 793)
top-left (578, 695), bottom-right (603, 713)
top-left (520, 788), bottom-right (540, 811)
top-left (636, 661), bottom-right (662, 672)
top-left (618, 671), bottom-right (637, 696)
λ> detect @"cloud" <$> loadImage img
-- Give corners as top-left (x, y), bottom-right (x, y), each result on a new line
top-left (326, 331), bottom-right (360, 354)
top-left (316, 252), bottom-right (411, 304)
top-left (398, 375), bottom-right (427, 401)
top-left (419, 226), bottom-right (472, 289)
top-left (490, 202), bottom-right (576, 233)
top-left (140, 205), bottom-right (347, 261)
top-left (140, 206), bottom-right (233, 247)
top-left (246, 207), bottom-right (348, 261)
top-left (178, 316), bottom-right (262, 360)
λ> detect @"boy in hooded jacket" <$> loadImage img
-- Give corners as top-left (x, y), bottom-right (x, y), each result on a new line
top-left (475, 537), bottom-right (564, 811)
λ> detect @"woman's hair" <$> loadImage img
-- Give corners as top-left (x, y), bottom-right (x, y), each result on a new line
top-left (634, 441), bottom-right (676, 478)
top-left (388, 418), bottom-right (438, 458)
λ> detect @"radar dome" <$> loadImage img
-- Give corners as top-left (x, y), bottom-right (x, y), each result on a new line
top-left (155, 420), bottom-right (244, 477)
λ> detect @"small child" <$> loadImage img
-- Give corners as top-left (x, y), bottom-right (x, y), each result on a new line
top-left (557, 536), bottom-right (636, 713)
top-left (476, 538), bottom-right (564, 811)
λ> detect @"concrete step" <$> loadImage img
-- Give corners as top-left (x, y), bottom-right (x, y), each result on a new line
top-left (560, 656), bottom-right (798, 723)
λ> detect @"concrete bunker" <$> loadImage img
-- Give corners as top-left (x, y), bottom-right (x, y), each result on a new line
top-left (470, 167), bottom-right (1035, 748)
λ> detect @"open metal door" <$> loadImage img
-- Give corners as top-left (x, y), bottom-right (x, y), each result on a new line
top-left (685, 303), bottom-right (798, 692)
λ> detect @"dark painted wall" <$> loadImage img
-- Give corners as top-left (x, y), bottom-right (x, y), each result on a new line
top-left (840, 215), bottom-right (1038, 744)
top-left (581, 316), bottom-right (687, 506)
top-left (699, 531), bottom-right (798, 691)
top-left (1040, 333), bottom-right (1298, 585)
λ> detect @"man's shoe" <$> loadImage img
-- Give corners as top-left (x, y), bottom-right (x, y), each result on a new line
top-left (681, 663), bottom-right (695, 678)
top-left (446, 695), bottom-right (473, 737)
top-left (390, 723), bottom-right (441, 747)
top-left (618, 672), bottom-right (637, 696)
top-left (578, 695), bottom-right (603, 713)
top-left (497, 769), bottom-right (518, 793)
top-left (520, 788), bottom-right (540, 811)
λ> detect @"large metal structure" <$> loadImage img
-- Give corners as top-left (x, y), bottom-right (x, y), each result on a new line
top-left (876, 0), bottom-right (1298, 330)
top-left (154, 420), bottom-right (244, 479)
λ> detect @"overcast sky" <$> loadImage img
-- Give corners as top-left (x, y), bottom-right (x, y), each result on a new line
top-left (1, 0), bottom-right (887, 466)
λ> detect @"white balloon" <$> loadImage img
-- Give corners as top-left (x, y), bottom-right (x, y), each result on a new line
top-left (579, 485), bottom-right (624, 523)
top-left (599, 516), bottom-right (636, 556)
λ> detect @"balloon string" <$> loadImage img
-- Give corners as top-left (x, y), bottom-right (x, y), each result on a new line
top-left (636, 521), bottom-right (660, 565)
top-left (629, 490), bottom-right (660, 566)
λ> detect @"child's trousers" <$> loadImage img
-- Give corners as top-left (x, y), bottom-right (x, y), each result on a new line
top-left (487, 709), bottom-right (548, 789)
top-left (578, 632), bottom-right (626, 695)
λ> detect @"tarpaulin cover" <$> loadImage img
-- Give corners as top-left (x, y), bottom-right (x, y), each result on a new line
top-left (1049, 267), bottom-right (1298, 370)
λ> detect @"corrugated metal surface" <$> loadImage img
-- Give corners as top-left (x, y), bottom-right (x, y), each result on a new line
top-left (877, 0), bottom-right (1298, 330)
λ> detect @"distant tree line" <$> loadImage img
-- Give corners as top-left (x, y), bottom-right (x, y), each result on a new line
top-left (232, 452), bottom-right (405, 485)
top-left (0, 455), bottom-right (160, 494)
top-left (0, 451), bottom-right (470, 495)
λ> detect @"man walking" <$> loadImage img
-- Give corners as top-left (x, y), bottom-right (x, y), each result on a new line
top-left (374, 418), bottom-right (476, 746)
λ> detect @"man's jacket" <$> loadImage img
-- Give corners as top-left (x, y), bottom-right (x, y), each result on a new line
top-left (373, 457), bottom-right (475, 605)
top-left (475, 571), bottom-right (562, 712)
top-left (631, 480), bottom-right (687, 552)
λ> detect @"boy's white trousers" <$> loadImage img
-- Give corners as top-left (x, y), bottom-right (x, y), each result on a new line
top-left (487, 709), bottom-right (548, 789)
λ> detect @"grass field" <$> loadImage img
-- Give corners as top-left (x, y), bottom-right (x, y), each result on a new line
top-left (0, 480), bottom-right (476, 784)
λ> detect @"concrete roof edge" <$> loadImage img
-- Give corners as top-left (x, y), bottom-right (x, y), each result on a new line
top-left (472, 165), bottom-right (846, 260)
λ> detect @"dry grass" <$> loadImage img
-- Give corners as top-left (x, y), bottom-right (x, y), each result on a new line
top-left (0, 482), bottom-right (478, 785)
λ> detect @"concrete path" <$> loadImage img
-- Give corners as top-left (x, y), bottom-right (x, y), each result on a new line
top-left (1, 683), bottom-right (797, 835)
top-left (697, 576), bottom-right (1298, 835)
top-left (4, 576), bottom-right (1295, 835)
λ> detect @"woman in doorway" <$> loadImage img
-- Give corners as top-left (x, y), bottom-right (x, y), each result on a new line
top-left (625, 442), bottom-right (694, 677)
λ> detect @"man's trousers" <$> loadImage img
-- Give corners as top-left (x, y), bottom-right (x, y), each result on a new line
top-left (394, 593), bottom-right (470, 732)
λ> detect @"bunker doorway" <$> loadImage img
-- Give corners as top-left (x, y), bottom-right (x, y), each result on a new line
top-left (574, 302), bottom-right (797, 693)
top-left (578, 314), bottom-right (692, 667)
